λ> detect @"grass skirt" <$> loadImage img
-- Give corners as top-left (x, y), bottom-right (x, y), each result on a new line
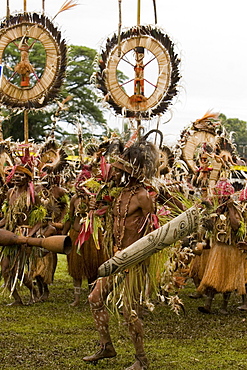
top-left (189, 249), bottom-right (210, 281)
top-left (32, 252), bottom-right (57, 284)
top-left (197, 242), bottom-right (246, 294)
top-left (67, 228), bottom-right (107, 282)
top-left (244, 258), bottom-right (247, 284)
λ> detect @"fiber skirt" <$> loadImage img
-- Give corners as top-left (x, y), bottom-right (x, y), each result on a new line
top-left (189, 249), bottom-right (210, 281)
top-left (197, 242), bottom-right (246, 294)
top-left (32, 252), bottom-right (57, 284)
top-left (67, 228), bottom-right (107, 282)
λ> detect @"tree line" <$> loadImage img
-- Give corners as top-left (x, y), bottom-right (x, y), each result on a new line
top-left (1, 42), bottom-right (246, 157)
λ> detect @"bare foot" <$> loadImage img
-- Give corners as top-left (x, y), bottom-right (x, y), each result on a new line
top-left (198, 306), bottom-right (211, 314)
top-left (125, 360), bottom-right (147, 370)
top-left (70, 300), bottom-right (80, 307)
top-left (189, 292), bottom-right (203, 299)
top-left (7, 300), bottom-right (23, 306)
top-left (237, 305), bottom-right (247, 311)
top-left (39, 292), bottom-right (49, 302)
top-left (125, 355), bottom-right (148, 370)
top-left (27, 295), bottom-right (39, 305)
top-left (219, 308), bottom-right (228, 315)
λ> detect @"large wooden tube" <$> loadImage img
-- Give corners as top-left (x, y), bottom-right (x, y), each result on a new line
top-left (0, 229), bottom-right (27, 245)
top-left (0, 229), bottom-right (72, 255)
top-left (27, 235), bottom-right (72, 255)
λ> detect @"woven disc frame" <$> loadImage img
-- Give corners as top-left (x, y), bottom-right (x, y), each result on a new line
top-left (97, 25), bottom-right (180, 119)
top-left (0, 13), bottom-right (67, 109)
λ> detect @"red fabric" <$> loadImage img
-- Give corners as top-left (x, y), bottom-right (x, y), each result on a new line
top-left (215, 179), bottom-right (235, 196)
top-left (239, 186), bottom-right (247, 201)
top-left (100, 156), bottom-right (111, 182)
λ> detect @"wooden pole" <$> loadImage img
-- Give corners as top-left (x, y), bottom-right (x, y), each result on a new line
top-left (137, 0), bottom-right (141, 25)
top-left (23, 2), bottom-right (28, 142)
top-left (24, 110), bottom-right (29, 143)
top-left (136, 0), bottom-right (142, 132)
top-left (6, 0), bottom-right (10, 18)
top-left (42, 0), bottom-right (45, 14)
top-left (117, 0), bottom-right (122, 57)
top-left (0, 119), bottom-right (3, 142)
top-left (153, 0), bottom-right (157, 24)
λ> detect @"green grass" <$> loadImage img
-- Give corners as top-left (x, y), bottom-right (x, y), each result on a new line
top-left (1, 255), bottom-right (247, 369)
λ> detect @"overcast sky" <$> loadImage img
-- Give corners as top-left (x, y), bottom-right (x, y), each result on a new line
top-left (1, 0), bottom-right (247, 143)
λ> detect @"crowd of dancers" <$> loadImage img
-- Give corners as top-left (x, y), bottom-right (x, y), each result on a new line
top-left (0, 111), bottom-right (247, 370)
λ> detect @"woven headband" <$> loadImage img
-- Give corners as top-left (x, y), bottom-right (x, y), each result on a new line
top-left (14, 165), bottom-right (33, 178)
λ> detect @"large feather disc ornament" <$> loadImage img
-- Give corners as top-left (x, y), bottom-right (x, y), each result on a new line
top-left (96, 25), bottom-right (180, 119)
top-left (0, 13), bottom-right (67, 109)
top-left (177, 111), bottom-right (237, 189)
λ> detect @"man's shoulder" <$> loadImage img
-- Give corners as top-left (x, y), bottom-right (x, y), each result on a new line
top-left (136, 186), bottom-right (152, 200)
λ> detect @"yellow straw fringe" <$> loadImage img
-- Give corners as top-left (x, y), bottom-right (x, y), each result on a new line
top-left (198, 242), bottom-right (246, 295)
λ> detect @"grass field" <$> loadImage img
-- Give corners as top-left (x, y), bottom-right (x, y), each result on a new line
top-left (1, 254), bottom-right (247, 370)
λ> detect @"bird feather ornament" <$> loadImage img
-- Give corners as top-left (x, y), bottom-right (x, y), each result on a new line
top-left (195, 110), bottom-right (220, 123)
top-left (41, 147), bottom-right (68, 175)
top-left (193, 111), bottom-right (221, 133)
top-left (52, 0), bottom-right (79, 20)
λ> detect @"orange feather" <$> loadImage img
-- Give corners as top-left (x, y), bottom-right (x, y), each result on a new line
top-left (53, 0), bottom-right (78, 20)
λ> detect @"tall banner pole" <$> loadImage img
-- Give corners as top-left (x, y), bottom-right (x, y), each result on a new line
top-left (24, 110), bottom-right (29, 143)
top-left (153, 0), bottom-right (157, 24)
top-left (42, 0), bottom-right (45, 15)
top-left (23, 0), bottom-right (28, 142)
top-left (6, 0), bottom-right (10, 18)
top-left (117, 0), bottom-right (122, 56)
top-left (136, 0), bottom-right (141, 132)
top-left (137, 0), bottom-right (141, 25)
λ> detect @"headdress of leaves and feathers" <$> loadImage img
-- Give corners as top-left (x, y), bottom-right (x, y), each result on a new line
top-left (38, 136), bottom-right (58, 170)
top-left (113, 139), bottom-right (160, 181)
top-left (98, 134), bottom-right (124, 158)
top-left (84, 142), bottom-right (99, 156)
top-left (40, 147), bottom-right (68, 175)
top-left (158, 145), bottom-right (174, 176)
top-left (192, 111), bottom-right (221, 133)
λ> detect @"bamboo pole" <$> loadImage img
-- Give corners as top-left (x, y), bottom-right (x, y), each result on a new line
top-left (137, 0), bottom-right (142, 132)
top-left (117, 0), bottom-right (122, 57)
top-left (23, 0), bottom-right (27, 12)
top-left (42, 0), bottom-right (45, 15)
top-left (6, 0), bottom-right (10, 19)
top-left (24, 110), bottom-right (29, 143)
top-left (0, 119), bottom-right (3, 142)
top-left (137, 0), bottom-right (141, 25)
top-left (153, 0), bottom-right (157, 24)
